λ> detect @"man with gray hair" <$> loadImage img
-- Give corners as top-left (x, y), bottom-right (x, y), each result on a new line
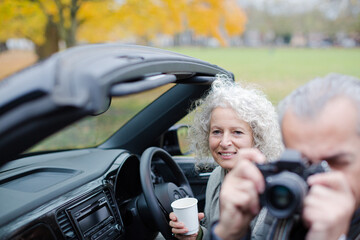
top-left (210, 74), bottom-right (360, 240)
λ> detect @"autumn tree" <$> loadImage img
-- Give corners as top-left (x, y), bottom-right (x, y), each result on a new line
top-left (0, 0), bottom-right (116, 59)
top-left (0, 0), bottom-right (48, 58)
top-left (113, 0), bottom-right (247, 46)
top-left (0, 0), bottom-right (247, 59)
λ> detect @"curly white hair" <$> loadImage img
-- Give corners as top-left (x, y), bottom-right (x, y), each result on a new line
top-left (188, 74), bottom-right (283, 166)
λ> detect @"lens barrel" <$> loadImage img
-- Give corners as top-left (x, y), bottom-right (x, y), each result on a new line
top-left (263, 171), bottom-right (308, 219)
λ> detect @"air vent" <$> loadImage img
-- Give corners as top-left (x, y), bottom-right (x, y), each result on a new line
top-left (56, 210), bottom-right (78, 240)
top-left (104, 188), bottom-right (121, 224)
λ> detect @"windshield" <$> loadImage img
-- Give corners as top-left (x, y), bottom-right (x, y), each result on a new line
top-left (28, 84), bottom-right (174, 152)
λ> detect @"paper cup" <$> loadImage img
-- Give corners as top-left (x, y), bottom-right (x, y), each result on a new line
top-left (171, 197), bottom-right (199, 235)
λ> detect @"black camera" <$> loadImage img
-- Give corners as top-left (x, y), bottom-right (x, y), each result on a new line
top-left (256, 149), bottom-right (330, 219)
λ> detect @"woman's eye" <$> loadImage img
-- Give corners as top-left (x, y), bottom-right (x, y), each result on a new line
top-left (212, 130), bottom-right (221, 135)
top-left (234, 130), bottom-right (243, 135)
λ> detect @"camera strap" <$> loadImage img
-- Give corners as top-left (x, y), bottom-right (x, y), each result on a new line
top-left (267, 214), bottom-right (307, 240)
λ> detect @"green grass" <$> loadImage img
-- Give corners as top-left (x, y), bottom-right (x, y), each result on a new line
top-left (28, 85), bottom-right (172, 152)
top-left (166, 47), bottom-right (360, 104)
top-left (29, 47), bottom-right (360, 152)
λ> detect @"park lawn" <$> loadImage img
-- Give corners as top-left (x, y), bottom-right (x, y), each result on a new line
top-left (18, 47), bottom-right (360, 151)
top-left (166, 47), bottom-right (360, 104)
top-left (2, 47), bottom-right (359, 104)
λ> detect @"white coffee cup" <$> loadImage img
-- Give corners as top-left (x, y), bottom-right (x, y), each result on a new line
top-left (171, 197), bottom-right (199, 235)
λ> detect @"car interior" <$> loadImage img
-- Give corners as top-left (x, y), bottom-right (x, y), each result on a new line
top-left (0, 44), bottom-right (233, 240)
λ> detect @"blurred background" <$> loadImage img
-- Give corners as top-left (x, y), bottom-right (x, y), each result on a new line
top-left (0, 0), bottom-right (359, 103)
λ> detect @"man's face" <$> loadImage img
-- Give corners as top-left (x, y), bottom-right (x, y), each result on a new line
top-left (282, 97), bottom-right (360, 207)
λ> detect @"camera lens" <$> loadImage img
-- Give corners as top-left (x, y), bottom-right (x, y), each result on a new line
top-left (264, 172), bottom-right (308, 219)
top-left (268, 185), bottom-right (294, 210)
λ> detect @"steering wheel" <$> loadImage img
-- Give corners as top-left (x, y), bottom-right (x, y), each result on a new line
top-left (140, 147), bottom-right (194, 239)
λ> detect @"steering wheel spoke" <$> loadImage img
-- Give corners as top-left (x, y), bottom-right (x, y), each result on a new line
top-left (178, 186), bottom-right (193, 198)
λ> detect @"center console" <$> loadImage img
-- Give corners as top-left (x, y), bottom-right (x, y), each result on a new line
top-left (66, 190), bottom-right (122, 240)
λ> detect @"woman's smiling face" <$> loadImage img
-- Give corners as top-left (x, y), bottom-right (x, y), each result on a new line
top-left (209, 106), bottom-right (254, 171)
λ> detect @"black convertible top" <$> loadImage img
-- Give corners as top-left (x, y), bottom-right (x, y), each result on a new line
top-left (0, 44), bottom-right (232, 165)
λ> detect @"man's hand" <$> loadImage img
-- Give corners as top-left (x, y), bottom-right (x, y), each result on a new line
top-left (303, 171), bottom-right (356, 240)
top-left (214, 148), bottom-right (266, 240)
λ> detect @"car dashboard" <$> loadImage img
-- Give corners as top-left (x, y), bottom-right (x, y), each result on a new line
top-left (0, 149), bottom-right (144, 240)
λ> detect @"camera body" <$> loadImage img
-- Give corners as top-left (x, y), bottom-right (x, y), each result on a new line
top-left (256, 149), bottom-right (330, 219)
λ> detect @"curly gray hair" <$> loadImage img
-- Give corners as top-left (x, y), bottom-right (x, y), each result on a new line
top-left (188, 74), bottom-right (283, 165)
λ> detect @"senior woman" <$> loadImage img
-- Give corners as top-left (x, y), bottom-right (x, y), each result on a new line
top-left (168, 74), bottom-right (283, 239)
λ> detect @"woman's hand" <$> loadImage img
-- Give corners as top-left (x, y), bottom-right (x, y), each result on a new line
top-left (169, 212), bottom-right (204, 239)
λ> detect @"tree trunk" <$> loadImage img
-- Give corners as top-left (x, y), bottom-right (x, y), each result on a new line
top-left (35, 18), bottom-right (60, 60)
top-left (66, 0), bottom-right (78, 48)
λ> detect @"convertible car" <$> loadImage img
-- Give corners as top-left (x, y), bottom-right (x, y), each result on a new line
top-left (0, 44), bottom-right (233, 240)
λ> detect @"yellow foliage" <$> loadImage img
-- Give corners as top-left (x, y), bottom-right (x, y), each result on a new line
top-left (0, 0), bottom-right (247, 48)
top-left (185, 0), bottom-right (247, 46)
top-left (77, 0), bottom-right (120, 43)
top-left (0, 0), bottom-right (47, 44)
top-left (115, 0), bottom-right (247, 46)
top-left (0, 0), bottom-right (81, 45)
top-left (224, 1), bottom-right (247, 36)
